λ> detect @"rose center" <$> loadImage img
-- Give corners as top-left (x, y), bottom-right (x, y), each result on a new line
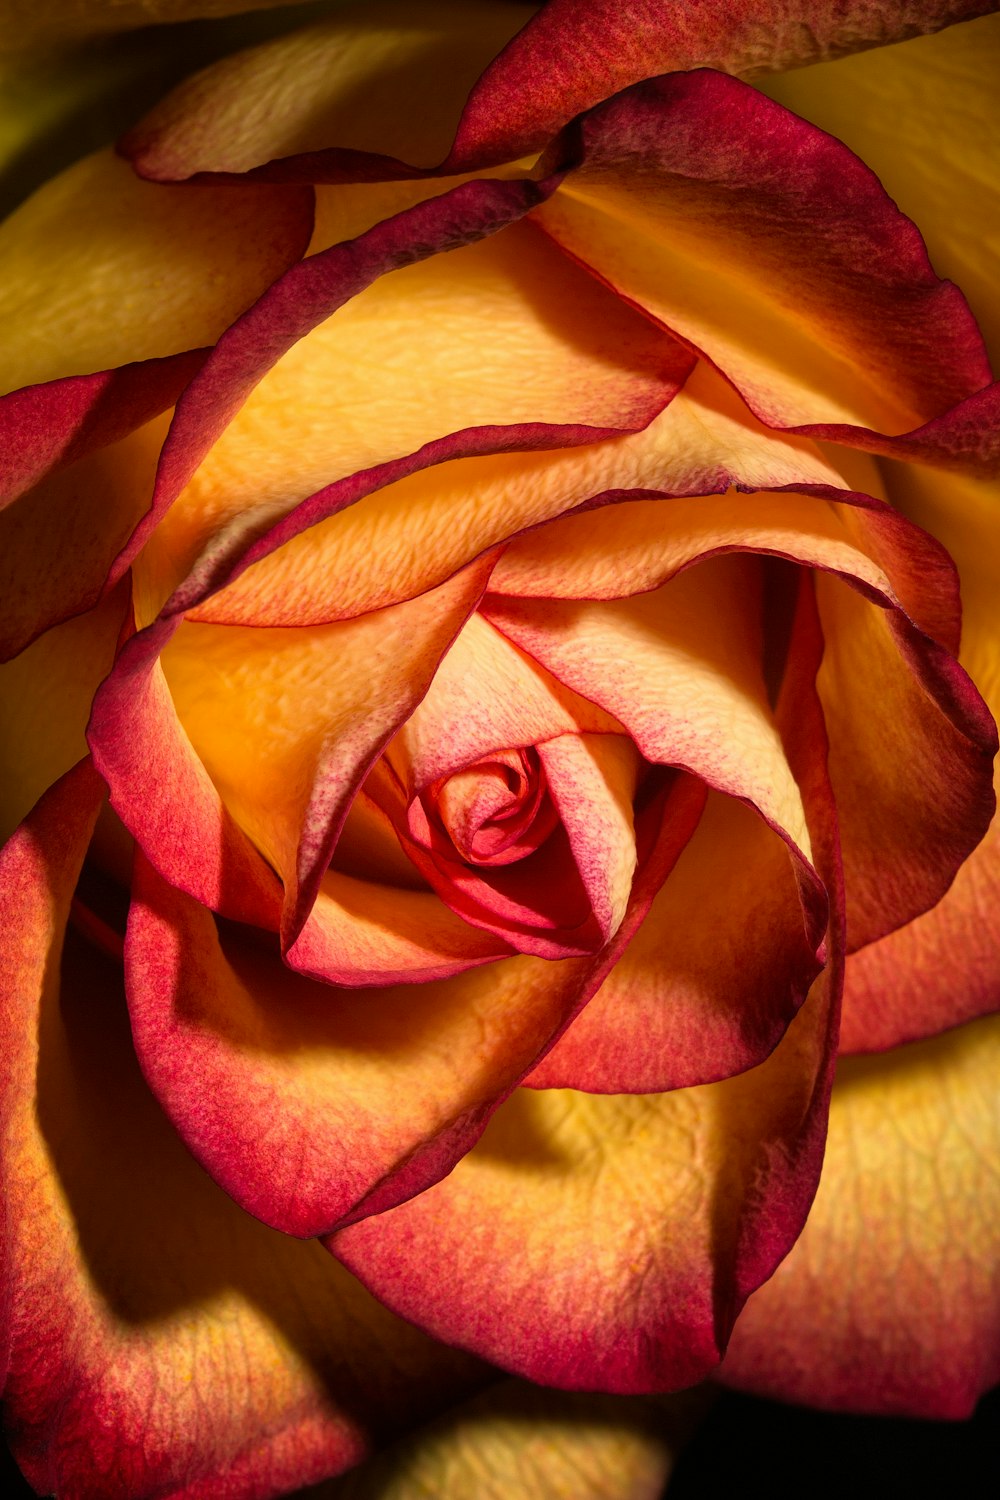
top-left (426, 747), bottom-right (558, 866)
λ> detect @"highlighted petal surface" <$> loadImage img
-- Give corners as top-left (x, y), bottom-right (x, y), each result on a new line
top-left (534, 72), bottom-right (989, 433)
top-left (0, 149), bottom-right (310, 392)
top-left (721, 1016), bottom-right (1000, 1417)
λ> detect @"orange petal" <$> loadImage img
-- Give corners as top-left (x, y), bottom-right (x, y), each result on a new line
top-left (532, 72), bottom-right (989, 434)
top-left (759, 10), bottom-right (1000, 369)
top-left (840, 465), bottom-right (1000, 1049)
top-left (134, 208), bottom-right (689, 629)
top-left (0, 148), bottom-right (310, 393)
top-left (323, 1381), bottom-right (707, 1500)
top-left (126, 851), bottom-right (603, 1236)
top-left (527, 790), bottom-right (824, 1092)
top-left (332, 963), bottom-right (840, 1392)
top-left (720, 1016), bottom-right (1000, 1416)
top-left (0, 767), bottom-right (488, 1500)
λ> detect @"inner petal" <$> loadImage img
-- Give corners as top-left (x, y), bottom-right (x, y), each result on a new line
top-left (431, 748), bottom-right (557, 866)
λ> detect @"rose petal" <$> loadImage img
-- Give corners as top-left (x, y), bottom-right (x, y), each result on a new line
top-left (124, 171), bottom-right (571, 627)
top-left (485, 553), bottom-right (815, 868)
top-left (123, 0), bottom-right (995, 182)
top-left (122, 1), bottom-right (535, 181)
top-left (814, 567), bottom-right (996, 949)
top-left (0, 584), bottom-right (127, 842)
top-left (390, 612), bottom-right (621, 789)
top-left (87, 616), bottom-right (283, 930)
top-left (134, 202), bottom-right (690, 629)
top-left (532, 71), bottom-right (990, 433)
top-left (526, 790), bottom-right (825, 1092)
top-left (759, 10), bottom-right (1000, 367)
top-left (0, 358), bottom-right (199, 659)
top-left (451, 0), bottom-right (998, 169)
top-left (159, 554), bottom-right (497, 968)
top-left (126, 853), bottom-right (606, 1237)
top-left (719, 1015), bottom-right (1000, 1417)
top-left (0, 767), bottom-right (488, 1500)
top-left (0, 148), bottom-right (311, 393)
top-left (322, 1381), bottom-right (707, 1500)
top-left (840, 465), bottom-right (1000, 1050)
top-left (332, 970), bottom-right (840, 1392)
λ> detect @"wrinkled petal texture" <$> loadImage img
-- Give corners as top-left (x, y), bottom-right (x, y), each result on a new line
top-left (122, 0), bottom-right (997, 181)
top-left (719, 1016), bottom-right (1000, 1417)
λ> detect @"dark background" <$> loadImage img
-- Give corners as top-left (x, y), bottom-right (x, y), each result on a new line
top-left (4, 1383), bottom-right (998, 1497)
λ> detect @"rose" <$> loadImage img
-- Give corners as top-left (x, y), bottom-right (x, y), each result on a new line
top-left (2, 2), bottom-right (999, 1495)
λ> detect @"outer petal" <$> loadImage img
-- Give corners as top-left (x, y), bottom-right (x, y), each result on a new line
top-left (321, 1383), bottom-right (707, 1500)
top-left (759, 10), bottom-right (1000, 366)
top-left (814, 568), bottom-right (995, 950)
top-left (87, 614), bottom-right (283, 931)
top-left (122, 1), bottom-right (535, 181)
top-left (123, 0), bottom-right (995, 181)
top-left (841, 466), bottom-right (1000, 1050)
top-left (719, 1016), bottom-right (1000, 1417)
top-left (532, 72), bottom-right (990, 435)
top-left (0, 359), bottom-right (199, 658)
top-left (0, 767), bottom-right (490, 1500)
top-left (121, 172), bottom-right (577, 627)
top-left (451, 0), bottom-right (999, 168)
top-left (332, 975), bottom-right (839, 1393)
top-left (134, 203), bottom-right (690, 629)
top-left (0, 583), bottom-right (127, 841)
top-left (0, 149), bottom-right (310, 392)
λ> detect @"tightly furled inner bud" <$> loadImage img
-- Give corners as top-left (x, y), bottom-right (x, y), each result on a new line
top-left (422, 747), bottom-right (559, 867)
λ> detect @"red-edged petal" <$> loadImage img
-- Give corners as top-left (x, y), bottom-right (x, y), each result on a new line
top-left (0, 583), bottom-right (128, 842)
top-left (157, 554), bottom-right (501, 979)
top-left (840, 466), bottom-right (1000, 1050)
top-left (451, 0), bottom-right (998, 169)
top-left (126, 172), bottom-right (573, 628)
top-left (123, 0), bottom-right (994, 183)
top-left (758, 10), bottom-right (1000, 369)
top-left (127, 852), bottom-right (606, 1237)
top-left (720, 1015), bottom-right (1000, 1417)
top-left (134, 201), bottom-right (690, 630)
top-left (330, 581), bottom-right (845, 1391)
top-left (0, 357), bottom-right (199, 659)
top-left (0, 768), bottom-right (489, 1500)
top-left (532, 71), bottom-right (990, 437)
top-left (87, 617), bottom-right (282, 930)
top-left (485, 554), bottom-right (815, 868)
top-left (526, 790), bottom-right (825, 1092)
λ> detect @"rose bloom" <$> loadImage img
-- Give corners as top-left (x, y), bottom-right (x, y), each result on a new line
top-left (2, 1), bottom-right (999, 1495)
